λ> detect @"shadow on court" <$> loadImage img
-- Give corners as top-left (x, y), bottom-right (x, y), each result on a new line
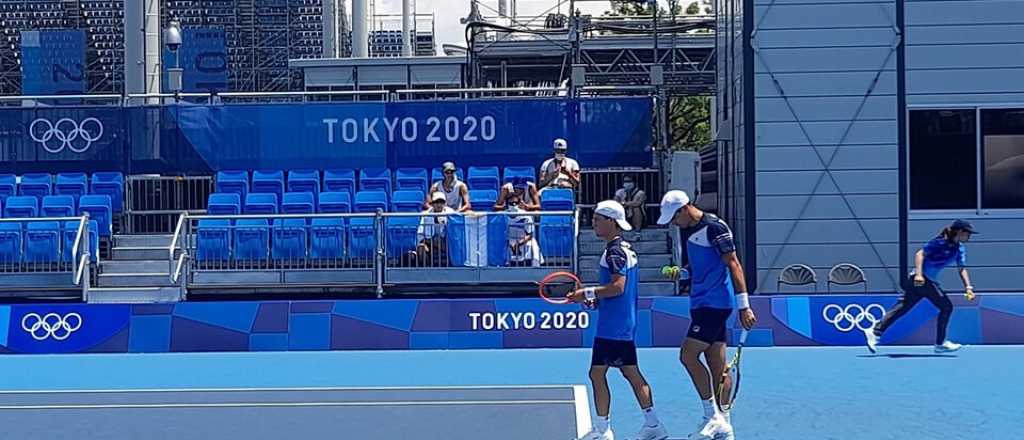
top-left (856, 353), bottom-right (958, 359)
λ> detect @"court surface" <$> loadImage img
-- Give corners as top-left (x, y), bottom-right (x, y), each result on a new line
top-left (0, 345), bottom-right (1019, 440)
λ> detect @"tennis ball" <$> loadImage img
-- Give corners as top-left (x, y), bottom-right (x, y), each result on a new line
top-left (661, 265), bottom-right (677, 278)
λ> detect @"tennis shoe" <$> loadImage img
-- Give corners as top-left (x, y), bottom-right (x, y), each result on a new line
top-left (863, 327), bottom-right (879, 353)
top-left (935, 340), bottom-right (962, 353)
top-left (687, 414), bottom-right (732, 440)
top-left (633, 422), bottom-right (668, 440)
top-left (579, 427), bottom-right (614, 440)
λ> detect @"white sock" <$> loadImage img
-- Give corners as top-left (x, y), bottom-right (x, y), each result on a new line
top-left (723, 411), bottom-right (731, 424)
top-left (642, 406), bottom-right (660, 427)
top-left (701, 398), bottom-right (716, 418)
top-left (595, 415), bottom-right (610, 433)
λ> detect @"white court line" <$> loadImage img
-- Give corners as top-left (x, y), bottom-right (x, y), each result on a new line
top-left (572, 385), bottom-right (592, 437)
top-left (0, 399), bottom-right (578, 411)
top-left (0, 384), bottom-right (579, 395)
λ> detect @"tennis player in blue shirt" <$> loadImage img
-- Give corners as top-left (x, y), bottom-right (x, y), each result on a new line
top-left (864, 219), bottom-right (978, 354)
top-left (657, 190), bottom-right (756, 440)
top-left (568, 200), bottom-right (668, 440)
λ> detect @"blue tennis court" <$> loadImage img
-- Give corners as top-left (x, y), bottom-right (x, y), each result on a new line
top-left (1, 345), bottom-right (1019, 439)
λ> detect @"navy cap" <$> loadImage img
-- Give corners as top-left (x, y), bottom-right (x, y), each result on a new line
top-left (951, 219), bottom-right (978, 234)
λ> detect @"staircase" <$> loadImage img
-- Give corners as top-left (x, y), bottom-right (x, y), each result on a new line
top-left (89, 234), bottom-right (182, 303)
top-left (578, 227), bottom-right (678, 296)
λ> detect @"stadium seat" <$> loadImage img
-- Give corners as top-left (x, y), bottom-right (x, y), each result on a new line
top-left (233, 218), bottom-right (270, 261)
top-left (62, 220), bottom-right (99, 264)
top-left (272, 218), bottom-right (308, 260)
top-left (359, 168), bottom-right (392, 194)
top-left (431, 167), bottom-right (464, 184)
top-left (55, 173), bottom-right (88, 198)
top-left (469, 190), bottom-right (498, 212)
top-left (468, 167), bottom-right (500, 191)
top-left (252, 170), bottom-right (285, 201)
top-left (19, 173), bottom-right (51, 200)
top-left (0, 174), bottom-right (17, 201)
top-left (90, 172), bottom-right (125, 213)
top-left (539, 216), bottom-right (574, 258)
top-left (244, 193), bottom-right (278, 215)
top-left (386, 216), bottom-right (419, 258)
top-left (391, 190), bottom-right (424, 212)
top-left (503, 166), bottom-right (537, 185)
top-left (78, 195), bottom-right (112, 237)
top-left (281, 192), bottom-right (315, 215)
top-left (0, 222), bottom-right (22, 264)
top-left (395, 168), bottom-right (428, 193)
top-left (310, 217), bottom-right (346, 260)
top-left (207, 193), bottom-right (242, 216)
top-left (319, 192), bottom-right (352, 213)
top-left (25, 221), bottom-right (60, 263)
top-left (323, 169), bottom-right (356, 195)
top-left (287, 170), bottom-right (321, 199)
top-left (347, 217), bottom-right (376, 260)
top-left (41, 195), bottom-right (75, 217)
top-left (196, 219), bottom-right (231, 262)
top-left (215, 170), bottom-right (249, 199)
top-left (354, 190), bottom-right (388, 213)
top-left (4, 196), bottom-right (39, 218)
top-left (540, 188), bottom-right (575, 210)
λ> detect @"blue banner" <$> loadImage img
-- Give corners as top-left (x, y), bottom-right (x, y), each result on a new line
top-left (20, 30), bottom-right (87, 95)
top-left (3, 304), bottom-right (131, 354)
top-left (0, 106), bottom-right (125, 173)
top-left (163, 27), bottom-right (229, 94)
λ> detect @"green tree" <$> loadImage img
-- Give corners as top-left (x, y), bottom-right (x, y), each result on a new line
top-left (685, 1), bottom-right (700, 15)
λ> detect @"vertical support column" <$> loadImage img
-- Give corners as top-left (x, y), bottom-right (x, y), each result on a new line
top-left (401, 0), bottom-right (413, 56)
top-left (124, 0), bottom-right (145, 96)
top-left (143, 0), bottom-right (162, 102)
top-left (323, 0), bottom-right (339, 58)
top-left (352, 0), bottom-right (369, 57)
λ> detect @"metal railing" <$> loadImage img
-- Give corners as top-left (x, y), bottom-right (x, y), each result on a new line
top-left (579, 168), bottom-right (662, 228)
top-left (0, 215), bottom-right (93, 299)
top-left (126, 175), bottom-right (214, 234)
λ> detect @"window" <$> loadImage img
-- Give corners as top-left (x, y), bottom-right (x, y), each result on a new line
top-left (981, 109), bottom-right (1024, 209)
top-left (909, 110), bottom-right (977, 210)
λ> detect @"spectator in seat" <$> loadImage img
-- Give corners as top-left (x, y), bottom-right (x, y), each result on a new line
top-left (495, 176), bottom-right (540, 211)
top-left (505, 193), bottom-right (543, 267)
top-left (539, 138), bottom-right (580, 191)
top-left (426, 161), bottom-right (472, 212)
top-left (614, 174), bottom-right (647, 231)
top-left (411, 191), bottom-right (456, 266)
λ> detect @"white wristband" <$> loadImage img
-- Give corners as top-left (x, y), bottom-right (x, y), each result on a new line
top-left (965, 285), bottom-right (974, 290)
top-left (584, 287), bottom-right (596, 301)
top-left (735, 293), bottom-right (750, 310)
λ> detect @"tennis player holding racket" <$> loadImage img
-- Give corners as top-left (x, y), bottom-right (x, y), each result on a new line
top-left (567, 200), bottom-right (669, 440)
top-left (657, 190), bottom-right (756, 440)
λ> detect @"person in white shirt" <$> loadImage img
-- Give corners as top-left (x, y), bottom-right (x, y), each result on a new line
top-left (613, 175), bottom-right (647, 231)
top-left (495, 176), bottom-right (540, 211)
top-left (413, 191), bottom-right (456, 266)
top-left (539, 138), bottom-right (581, 191)
top-left (505, 193), bottom-right (543, 267)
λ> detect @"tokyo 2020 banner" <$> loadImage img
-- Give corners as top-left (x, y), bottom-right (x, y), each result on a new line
top-left (0, 295), bottom-right (1021, 354)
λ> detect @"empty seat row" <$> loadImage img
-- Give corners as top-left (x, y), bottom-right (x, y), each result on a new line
top-left (1, 194), bottom-right (113, 237)
top-left (0, 172), bottom-right (124, 212)
top-left (0, 220), bottom-right (99, 264)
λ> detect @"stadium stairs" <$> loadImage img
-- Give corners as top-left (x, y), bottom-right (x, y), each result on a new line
top-left (578, 227), bottom-right (677, 296)
top-left (91, 233), bottom-right (181, 303)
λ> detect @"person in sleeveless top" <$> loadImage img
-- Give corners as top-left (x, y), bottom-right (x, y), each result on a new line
top-left (425, 161), bottom-right (471, 212)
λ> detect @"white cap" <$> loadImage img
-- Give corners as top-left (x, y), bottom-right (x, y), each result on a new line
top-left (594, 200), bottom-right (633, 231)
top-left (431, 191), bottom-right (446, 202)
top-left (656, 190), bottom-right (691, 225)
top-left (553, 138), bottom-right (568, 150)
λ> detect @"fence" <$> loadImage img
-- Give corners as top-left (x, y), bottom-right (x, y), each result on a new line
top-left (125, 175), bottom-right (213, 234)
top-left (578, 168), bottom-right (662, 228)
top-left (170, 210), bottom-right (578, 296)
top-left (0, 216), bottom-right (93, 300)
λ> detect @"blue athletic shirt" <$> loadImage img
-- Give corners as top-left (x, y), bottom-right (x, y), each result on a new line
top-left (596, 237), bottom-right (640, 341)
top-left (916, 236), bottom-right (967, 284)
top-left (679, 213), bottom-right (736, 310)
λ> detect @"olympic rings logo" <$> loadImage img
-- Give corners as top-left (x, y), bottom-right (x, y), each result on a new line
top-left (29, 117), bottom-right (104, 154)
top-left (20, 312), bottom-right (83, 341)
top-left (822, 303), bottom-right (885, 332)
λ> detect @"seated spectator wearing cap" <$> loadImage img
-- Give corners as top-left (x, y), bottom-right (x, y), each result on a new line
top-left (539, 138), bottom-right (580, 191)
top-left (412, 191), bottom-right (457, 266)
top-left (426, 161), bottom-right (472, 212)
top-left (614, 175), bottom-right (647, 231)
top-left (495, 176), bottom-right (540, 211)
top-left (504, 192), bottom-right (543, 267)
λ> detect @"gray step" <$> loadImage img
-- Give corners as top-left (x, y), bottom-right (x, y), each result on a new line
top-left (579, 240), bottom-right (668, 255)
top-left (87, 287), bottom-right (182, 303)
top-left (579, 267), bottom-right (670, 283)
top-left (111, 246), bottom-right (176, 261)
top-left (115, 234), bottom-right (174, 248)
top-left (579, 253), bottom-right (672, 269)
top-left (639, 282), bottom-right (678, 296)
top-left (101, 259), bottom-right (172, 274)
top-left (97, 272), bottom-right (175, 288)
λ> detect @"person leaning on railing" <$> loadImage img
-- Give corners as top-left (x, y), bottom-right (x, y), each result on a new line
top-left (539, 138), bottom-right (580, 191)
top-left (410, 191), bottom-right (456, 266)
top-left (505, 192), bottom-right (543, 267)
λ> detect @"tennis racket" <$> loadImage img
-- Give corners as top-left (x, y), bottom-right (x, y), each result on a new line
top-left (717, 329), bottom-right (749, 412)
top-left (537, 271), bottom-right (587, 306)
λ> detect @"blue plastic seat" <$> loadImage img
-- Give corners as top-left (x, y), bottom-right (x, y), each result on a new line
top-left (287, 170), bottom-right (321, 200)
top-left (207, 193), bottom-right (241, 216)
top-left (233, 218), bottom-right (270, 261)
top-left (281, 192), bottom-right (315, 215)
top-left (324, 169), bottom-right (356, 195)
top-left (78, 194), bottom-right (112, 237)
top-left (395, 168), bottom-right (428, 193)
top-left (25, 221), bottom-right (60, 263)
top-left (0, 174), bottom-right (15, 201)
top-left (244, 193), bottom-right (278, 215)
top-left (310, 217), bottom-right (346, 260)
top-left (318, 192), bottom-right (351, 214)
top-left (386, 216), bottom-right (420, 258)
top-left (359, 168), bottom-right (392, 194)
top-left (469, 190), bottom-right (498, 212)
top-left (61, 220), bottom-right (99, 263)
top-left (540, 188), bottom-right (575, 210)
top-left (90, 172), bottom-right (125, 213)
top-left (19, 173), bottom-right (52, 200)
top-left (0, 222), bottom-right (22, 264)
top-left (272, 218), bottom-right (308, 260)
top-left (431, 167), bottom-right (464, 184)
top-left (252, 170), bottom-right (285, 201)
top-left (347, 217), bottom-right (376, 260)
top-left (539, 215), bottom-right (574, 258)
top-left (215, 170), bottom-right (249, 200)
top-left (391, 190), bottom-right (424, 213)
top-left (354, 190), bottom-right (388, 213)
top-left (55, 173), bottom-right (87, 198)
top-left (41, 195), bottom-right (76, 217)
top-left (503, 166), bottom-right (537, 184)
top-left (468, 166), bottom-right (500, 191)
top-left (4, 196), bottom-right (39, 218)
top-left (196, 219), bottom-right (231, 261)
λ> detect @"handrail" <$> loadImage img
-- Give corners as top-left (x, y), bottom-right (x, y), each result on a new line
top-left (169, 213), bottom-right (188, 278)
top-left (395, 87), bottom-right (565, 95)
top-left (172, 252), bottom-right (189, 285)
top-left (0, 94), bottom-right (122, 102)
top-left (70, 215), bottom-right (87, 269)
top-left (74, 252), bottom-right (89, 286)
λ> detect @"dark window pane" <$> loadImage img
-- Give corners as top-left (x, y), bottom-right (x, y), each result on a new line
top-left (909, 110), bottom-right (977, 210)
top-left (981, 109), bottom-right (1024, 209)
